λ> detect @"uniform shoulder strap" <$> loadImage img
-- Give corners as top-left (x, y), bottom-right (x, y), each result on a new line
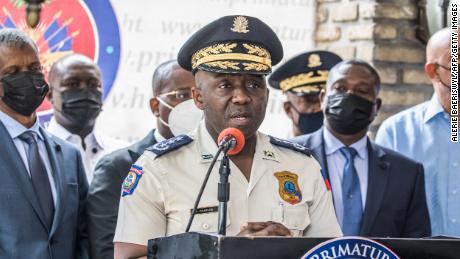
top-left (269, 136), bottom-right (312, 157)
top-left (146, 135), bottom-right (193, 158)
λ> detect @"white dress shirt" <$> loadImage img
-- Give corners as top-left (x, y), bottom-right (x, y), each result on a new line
top-left (0, 110), bottom-right (57, 204)
top-left (323, 127), bottom-right (368, 226)
top-left (47, 117), bottom-right (127, 183)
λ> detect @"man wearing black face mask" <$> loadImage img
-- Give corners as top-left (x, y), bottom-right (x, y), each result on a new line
top-left (292, 59), bottom-right (431, 238)
top-left (269, 51), bottom-right (342, 136)
top-left (0, 29), bottom-right (89, 258)
top-left (46, 54), bottom-right (126, 183)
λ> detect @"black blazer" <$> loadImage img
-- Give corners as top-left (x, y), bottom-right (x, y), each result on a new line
top-left (86, 130), bottom-right (157, 259)
top-left (291, 128), bottom-right (431, 238)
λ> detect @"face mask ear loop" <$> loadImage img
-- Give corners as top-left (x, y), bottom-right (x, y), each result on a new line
top-left (156, 96), bottom-right (174, 110)
top-left (158, 116), bottom-right (171, 127)
top-left (156, 97), bottom-right (173, 128)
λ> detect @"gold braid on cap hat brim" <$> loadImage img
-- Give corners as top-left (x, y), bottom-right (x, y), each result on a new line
top-left (191, 43), bottom-right (272, 71)
top-left (280, 70), bottom-right (329, 92)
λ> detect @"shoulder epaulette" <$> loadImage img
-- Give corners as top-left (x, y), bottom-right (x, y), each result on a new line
top-left (146, 135), bottom-right (193, 158)
top-left (269, 136), bottom-right (311, 157)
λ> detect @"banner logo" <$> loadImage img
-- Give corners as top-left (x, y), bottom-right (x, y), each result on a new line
top-left (0, 0), bottom-right (121, 121)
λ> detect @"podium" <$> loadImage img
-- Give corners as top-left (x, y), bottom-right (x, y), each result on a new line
top-left (148, 232), bottom-right (460, 259)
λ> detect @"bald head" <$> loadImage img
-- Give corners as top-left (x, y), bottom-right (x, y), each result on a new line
top-left (151, 60), bottom-right (184, 96)
top-left (426, 28), bottom-right (451, 63)
top-left (49, 54), bottom-right (100, 86)
top-left (424, 28), bottom-right (453, 115)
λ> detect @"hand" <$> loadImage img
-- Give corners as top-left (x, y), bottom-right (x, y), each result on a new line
top-left (237, 221), bottom-right (292, 237)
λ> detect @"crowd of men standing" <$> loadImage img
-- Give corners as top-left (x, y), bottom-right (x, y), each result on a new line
top-left (0, 14), bottom-right (457, 259)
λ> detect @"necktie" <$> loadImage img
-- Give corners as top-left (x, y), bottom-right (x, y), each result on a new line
top-left (18, 131), bottom-right (54, 228)
top-left (340, 146), bottom-right (362, 236)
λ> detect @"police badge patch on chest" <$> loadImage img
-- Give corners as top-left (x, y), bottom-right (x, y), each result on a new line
top-left (274, 171), bottom-right (302, 205)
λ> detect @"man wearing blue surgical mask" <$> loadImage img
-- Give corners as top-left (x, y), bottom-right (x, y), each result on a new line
top-left (86, 60), bottom-right (201, 259)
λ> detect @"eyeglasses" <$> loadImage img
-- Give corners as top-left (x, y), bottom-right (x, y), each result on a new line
top-left (158, 88), bottom-right (192, 101)
top-left (436, 63), bottom-right (451, 71)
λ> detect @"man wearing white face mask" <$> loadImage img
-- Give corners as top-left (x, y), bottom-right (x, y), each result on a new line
top-left (86, 60), bottom-right (202, 259)
top-left (156, 87), bottom-right (204, 136)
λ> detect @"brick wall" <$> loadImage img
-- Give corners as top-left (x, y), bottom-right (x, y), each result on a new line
top-left (315, 0), bottom-right (434, 136)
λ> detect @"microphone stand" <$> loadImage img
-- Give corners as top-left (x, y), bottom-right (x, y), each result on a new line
top-left (217, 150), bottom-right (230, 235)
top-left (185, 137), bottom-right (235, 235)
top-left (185, 146), bottom-right (224, 233)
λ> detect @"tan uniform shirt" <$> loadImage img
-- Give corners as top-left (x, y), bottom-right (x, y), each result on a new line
top-left (114, 122), bottom-right (342, 246)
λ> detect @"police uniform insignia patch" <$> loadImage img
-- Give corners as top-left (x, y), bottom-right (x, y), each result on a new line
top-left (274, 171), bottom-right (302, 205)
top-left (147, 135), bottom-right (193, 158)
top-left (263, 150), bottom-right (275, 159)
top-left (122, 164), bottom-right (144, 197)
top-left (269, 136), bottom-right (311, 156)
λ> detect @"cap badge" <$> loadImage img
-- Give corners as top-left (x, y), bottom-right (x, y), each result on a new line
top-left (231, 16), bottom-right (250, 33)
top-left (308, 54), bottom-right (322, 68)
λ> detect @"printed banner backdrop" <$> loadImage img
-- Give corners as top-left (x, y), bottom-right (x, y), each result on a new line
top-left (0, 0), bottom-right (315, 143)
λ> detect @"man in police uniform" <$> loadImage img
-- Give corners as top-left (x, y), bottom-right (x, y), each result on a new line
top-left (114, 15), bottom-right (342, 258)
top-left (269, 51), bottom-right (342, 136)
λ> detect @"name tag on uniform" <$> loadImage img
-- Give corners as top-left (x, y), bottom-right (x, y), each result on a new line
top-left (191, 206), bottom-right (218, 214)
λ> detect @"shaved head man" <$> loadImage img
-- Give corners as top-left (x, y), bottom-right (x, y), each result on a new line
top-left (376, 28), bottom-right (460, 237)
top-left (425, 28), bottom-right (454, 115)
top-left (47, 54), bottom-right (126, 182)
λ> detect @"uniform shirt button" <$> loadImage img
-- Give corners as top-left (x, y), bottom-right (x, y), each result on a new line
top-left (453, 190), bottom-right (458, 195)
top-left (452, 218), bottom-right (457, 223)
top-left (92, 148), bottom-right (98, 154)
top-left (202, 223), bottom-right (210, 230)
top-left (453, 162), bottom-right (458, 168)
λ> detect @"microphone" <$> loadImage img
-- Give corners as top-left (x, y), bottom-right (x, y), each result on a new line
top-left (185, 128), bottom-right (245, 234)
top-left (217, 128), bottom-right (245, 155)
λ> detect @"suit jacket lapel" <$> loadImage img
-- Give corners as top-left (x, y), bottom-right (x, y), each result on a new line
top-left (0, 121), bottom-right (49, 231)
top-left (40, 128), bottom-right (65, 236)
top-left (310, 128), bottom-right (330, 180)
top-left (360, 140), bottom-right (390, 236)
top-left (128, 130), bottom-right (157, 162)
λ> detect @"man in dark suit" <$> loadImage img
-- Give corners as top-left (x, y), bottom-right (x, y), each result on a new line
top-left (0, 29), bottom-right (88, 258)
top-left (86, 60), bottom-right (200, 259)
top-left (292, 59), bottom-right (431, 238)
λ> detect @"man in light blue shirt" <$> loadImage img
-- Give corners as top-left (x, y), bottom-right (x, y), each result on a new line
top-left (376, 28), bottom-right (459, 237)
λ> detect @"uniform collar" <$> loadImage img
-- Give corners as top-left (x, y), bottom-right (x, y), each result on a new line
top-left (423, 94), bottom-right (448, 124)
top-left (323, 126), bottom-right (367, 160)
top-left (195, 120), bottom-right (280, 163)
top-left (47, 117), bottom-right (103, 149)
top-left (0, 110), bottom-right (43, 141)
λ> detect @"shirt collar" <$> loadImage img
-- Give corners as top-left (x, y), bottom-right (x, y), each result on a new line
top-left (196, 121), bottom-right (220, 163)
top-left (47, 116), bottom-right (103, 149)
top-left (323, 127), bottom-right (368, 159)
top-left (0, 110), bottom-right (43, 141)
top-left (423, 94), bottom-right (448, 124)
top-left (154, 128), bottom-right (166, 142)
top-left (195, 120), bottom-right (279, 163)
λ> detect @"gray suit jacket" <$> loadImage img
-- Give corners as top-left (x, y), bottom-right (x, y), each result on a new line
top-left (291, 128), bottom-right (431, 238)
top-left (0, 121), bottom-right (89, 259)
top-left (87, 130), bottom-right (157, 259)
